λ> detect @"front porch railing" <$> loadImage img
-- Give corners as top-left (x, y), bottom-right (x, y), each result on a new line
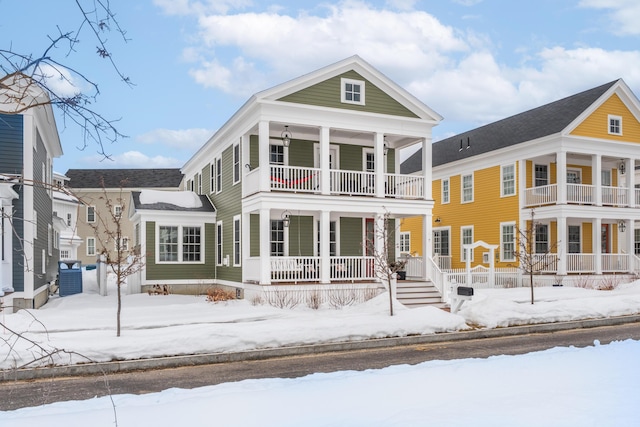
top-left (525, 183), bottom-right (634, 207)
top-left (329, 170), bottom-right (376, 196)
top-left (269, 256), bottom-right (376, 283)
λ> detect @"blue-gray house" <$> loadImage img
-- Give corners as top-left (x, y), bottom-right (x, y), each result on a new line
top-left (0, 86), bottom-right (63, 311)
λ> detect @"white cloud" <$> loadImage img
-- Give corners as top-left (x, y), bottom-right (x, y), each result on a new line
top-left (579, 0), bottom-right (640, 36)
top-left (185, 2), bottom-right (468, 96)
top-left (82, 151), bottom-right (183, 168)
top-left (136, 128), bottom-right (213, 150)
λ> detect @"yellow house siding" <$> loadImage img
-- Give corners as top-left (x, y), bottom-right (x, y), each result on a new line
top-left (583, 222), bottom-right (593, 253)
top-left (400, 217), bottom-right (423, 256)
top-left (571, 94), bottom-right (640, 142)
top-left (433, 164), bottom-right (520, 269)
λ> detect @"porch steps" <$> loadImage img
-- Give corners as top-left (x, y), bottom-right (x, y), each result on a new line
top-left (395, 280), bottom-right (446, 309)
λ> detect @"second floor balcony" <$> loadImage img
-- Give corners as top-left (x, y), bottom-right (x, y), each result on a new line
top-left (246, 164), bottom-right (425, 199)
top-left (524, 183), bottom-right (639, 208)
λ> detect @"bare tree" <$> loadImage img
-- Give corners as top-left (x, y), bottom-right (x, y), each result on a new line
top-left (512, 211), bottom-right (559, 304)
top-left (367, 211), bottom-right (405, 316)
top-left (88, 178), bottom-right (144, 337)
top-left (0, 1), bottom-right (131, 158)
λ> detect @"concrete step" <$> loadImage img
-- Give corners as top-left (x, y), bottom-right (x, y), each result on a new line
top-left (395, 280), bottom-right (444, 309)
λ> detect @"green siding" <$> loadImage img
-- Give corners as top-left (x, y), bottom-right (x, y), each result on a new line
top-left (145, 222), bottom-right (217, 281)
top-left (249, 135), bottom-right (259, 169)
top-left (250, 214), bottom-right (260, 257)
top-left (277, 71), bottom-right (418, 118)
top-left (288, 140), bottom-right (315, 168)
top-left (288, 215), bottom-right (314, 256)
top-left (209, 145), bottom-right (242, 282)
top-left (202, 163), bottom-right (211, 195)
top-left (340, 144), bottom-right (363, 171)
top-left (340, 217), bottom-right (363, 256)
top-left (387, 149), bottom-right (396, 174)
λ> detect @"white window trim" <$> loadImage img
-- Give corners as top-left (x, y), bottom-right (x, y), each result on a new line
top-left (461, 225), bottom-right (474, 262)
top-left (608, 114), bottom-right (622, 135)
top-left (433, 226), bottom-right (451, 257)
top-left (441, 178), bottom-right (450, 204)
top-left (461, 173), bottom-right (474, 203)
top-left (568, 224), bottom-right (582, 254)
top-left (500, 163), bottom-right (516, 197)
top-left (114, 205), bottom-right (122, 219)
top-left (210, 163), bottom-right (216, 193)
top-left (500, 221), bottom-right (516, 262)
top-left (215, 157), bottom-right (222, 194)
top-left (47, 224), bottom-right (52, 255)
top-left (269, 140), bottom-right (289, 166)
top-left (341, 77), bottom-right (365, 105)
top-left (233, 143), bottom-right (241, 185)
top-left (233, 214), bottom-right (241, 266)
top-left (399, 231), bottom-right (411, 254)
top-left (86, 237), bottom-right (96, 256)
top-left (216, 220), bottom-right (223, 266)
top-left (87, 206), bottom-right (96, 223)
top-left (156, 223), bottom-right (205, 265)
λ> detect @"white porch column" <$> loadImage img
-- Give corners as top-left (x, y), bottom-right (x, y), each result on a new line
top-left (320, 210), bottom-right (331, 283)
top-left (422, 138), bottom-right (432, 200)
top-left (625, 158), bottom-right (635, 207)
top-left (375, 133), bottom-right (385, 198)
top-left (258, 121), bottom-right (270, 193)
top-left (627, 219), bottom-right (635, 273)
top-left (518, 159), bottom-right (527, 207)
top-left (557, 151), bottom-right (567, 204)
top-left (259, 208), bottom-right (271, 285)
top-left (593, 218), bottom-right (602, 274)
top-left (557, 216), bottom-right (567, 275)
top-left (592, 154), bottom-right (602, 206)
top-left (320, 127), bottom-right (331, 196)
top-left (242, 211), bottom-right (251, 279)
top-left (422, 214), bottom-right (431, 280)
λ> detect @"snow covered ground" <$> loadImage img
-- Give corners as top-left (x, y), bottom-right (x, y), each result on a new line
top-left (1, 271), bottom-right (640, 425)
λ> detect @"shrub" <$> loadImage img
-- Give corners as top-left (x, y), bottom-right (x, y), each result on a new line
top-left (206, 287), bottom-right (236, 302)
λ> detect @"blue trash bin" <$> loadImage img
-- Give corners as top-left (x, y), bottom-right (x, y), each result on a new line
top-left (58, 261), bottom-right (83, 296)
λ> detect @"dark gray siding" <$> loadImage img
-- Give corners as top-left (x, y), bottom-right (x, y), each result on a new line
top-left (0, 114), bottom-right (24, 291)
top-left (33, 130), bottom-right (56, 288)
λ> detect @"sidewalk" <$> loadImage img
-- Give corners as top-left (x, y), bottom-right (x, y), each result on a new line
top-left (4, 313), bottom-right (640, 382)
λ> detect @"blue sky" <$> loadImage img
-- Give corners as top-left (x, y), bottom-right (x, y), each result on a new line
top-left (3, 0), bottom-right (640, 173)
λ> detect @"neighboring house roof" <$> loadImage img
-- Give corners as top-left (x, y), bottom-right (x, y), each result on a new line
top-left (130, 191), bottom-right (216, 213)
top-left (401, 79), bottom-right (620, 174)
top-left (66, 169), bottom-right (184, 189)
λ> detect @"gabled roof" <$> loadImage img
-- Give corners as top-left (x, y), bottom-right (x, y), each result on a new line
top-left (66, 169), bottom-right (183, 189)
top-left (401, 80), bottom-right (620, 174)
top-left (130, 191), bottom-right (215, 213)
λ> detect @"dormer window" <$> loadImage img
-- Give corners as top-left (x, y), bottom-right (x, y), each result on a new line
top-left (341, 78), bottom-right (365, 105)
top-left (608, 115), bottom-right (622, 135)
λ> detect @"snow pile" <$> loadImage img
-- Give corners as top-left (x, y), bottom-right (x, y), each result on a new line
top-left (139, 189), bottom-right (202, 208)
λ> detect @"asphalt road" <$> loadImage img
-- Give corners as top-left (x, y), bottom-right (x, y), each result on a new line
top-left (2, 321), bottom-right (640, 411)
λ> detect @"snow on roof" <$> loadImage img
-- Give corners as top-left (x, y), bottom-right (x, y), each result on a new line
top-left (139, 189), bottom-right (203, 209)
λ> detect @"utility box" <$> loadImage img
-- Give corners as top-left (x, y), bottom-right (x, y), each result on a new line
top-left (58, 261), bottom-right (83, 296)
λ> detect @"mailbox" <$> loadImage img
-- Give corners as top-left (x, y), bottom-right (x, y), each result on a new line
top-left (457, 286), bottom-right (474, 297)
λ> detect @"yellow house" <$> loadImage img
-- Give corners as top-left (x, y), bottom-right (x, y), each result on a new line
top-left (402, 79), bottom-right (640, 277)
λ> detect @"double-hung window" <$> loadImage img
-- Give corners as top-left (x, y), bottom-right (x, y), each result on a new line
top-left (87, 237), bottom-right (96, 256)
top-left (501, 164), bottom-right (515, 196)
top-left (399, 232), bottom-right (411, 254)
top-left (271, 220), bottom-right (285, 256)
top-left (233, 143), bottom-right (241, 184)
top-left (233, 215), bottom-right (241, 266)
top-left (158, 225), bottom-right (202, 263)
top-left (441, 178), bottom-right (450, 204)
top-left (500, 223), bottom-right (515, 262)
top-left (462, 174), bottom-right (473, 203)
top-left (461, 226), bottom-right (473, 261)
top-left (216, 157), bottom-right (222, 193)
top-left (535, 224), bottom-right (549, 253)
top-left (216, 221), bottom-right (223, 265)
top-left (87, 206), bottom-right (95, 223)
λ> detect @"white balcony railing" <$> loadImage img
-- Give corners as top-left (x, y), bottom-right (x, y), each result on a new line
top-left (270, 165), bottom-right (320, 193)
top-left (566, 183), bottom-right (594, 204)
top-left (525, 184), bottom-right (557, 206)
top-left (602, 186), bottom-right (627, 206)
top-left (329, 170), bottom-right (376, 196)
top-left (602, 254), bottom-right (629, 272)
top-left (385, 174), bottom-right (424, 199)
